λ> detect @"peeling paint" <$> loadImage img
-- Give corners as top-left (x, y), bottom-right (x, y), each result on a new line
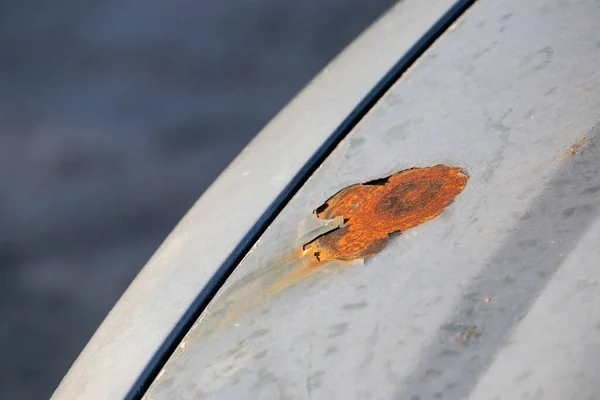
top-left (304, 165), bottom-right (468, 262)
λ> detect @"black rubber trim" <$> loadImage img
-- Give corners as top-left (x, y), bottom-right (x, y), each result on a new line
top-left (126, 1), bottom-right (477, 398)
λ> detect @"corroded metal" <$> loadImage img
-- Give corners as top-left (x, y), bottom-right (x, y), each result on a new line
top-left (304, 165), bottom-right (468, 261)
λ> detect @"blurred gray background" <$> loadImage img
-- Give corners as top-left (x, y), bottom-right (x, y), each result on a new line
top-left (0, 1), bottom-right (396, 398)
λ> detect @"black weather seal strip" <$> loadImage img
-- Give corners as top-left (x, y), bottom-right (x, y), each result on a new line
top-left (126, 0), bottom-right (478, 398)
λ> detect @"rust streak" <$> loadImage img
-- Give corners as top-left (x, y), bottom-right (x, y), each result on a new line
top-left (567, 136), bottom-right (587, 158)
top-left (304, 165), bottom-right (468, 262)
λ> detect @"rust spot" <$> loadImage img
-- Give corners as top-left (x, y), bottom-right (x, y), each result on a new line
top-left (303, 165), bottom-right (468, 262)
top-left (458, 325), bottom-right (479, 345)
top-left (567, 136), bottom-right (587, 158)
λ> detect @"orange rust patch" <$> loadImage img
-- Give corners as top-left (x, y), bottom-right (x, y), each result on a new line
top-left (567, 136), bottom-right (587, 158)
top-left (303, 165), bottom-right (468, 262)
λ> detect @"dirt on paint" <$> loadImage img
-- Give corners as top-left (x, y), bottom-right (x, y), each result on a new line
top-left (303, 165), bottom-right (469, 262)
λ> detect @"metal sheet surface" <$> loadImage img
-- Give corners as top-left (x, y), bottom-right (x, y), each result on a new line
top-left (147, 0), bottom-right (600, 398)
